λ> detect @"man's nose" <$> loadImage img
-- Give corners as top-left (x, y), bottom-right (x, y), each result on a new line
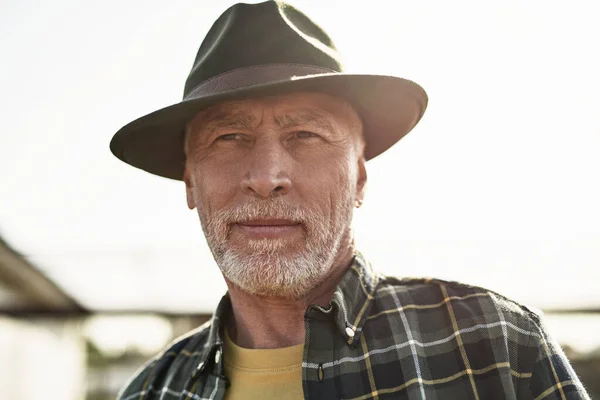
top-left (241, 138), bottom-right (292, 198)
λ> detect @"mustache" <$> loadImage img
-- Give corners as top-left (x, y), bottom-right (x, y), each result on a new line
top-left (209, 199), bottom-right (319, 226)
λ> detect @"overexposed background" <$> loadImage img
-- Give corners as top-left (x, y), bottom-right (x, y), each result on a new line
top-left (1, 1), bottom-right (599, 398)
top-left (1, 0), bottom-right (598, 311)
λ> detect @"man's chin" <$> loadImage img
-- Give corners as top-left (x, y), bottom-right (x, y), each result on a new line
top-left (228, 237), bottom-right (306, 256)
top-left (217, 250), bottom-right (328, 298)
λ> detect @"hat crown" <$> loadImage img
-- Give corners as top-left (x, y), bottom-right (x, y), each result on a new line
top-left (183, 1), bottom-right (344, 98)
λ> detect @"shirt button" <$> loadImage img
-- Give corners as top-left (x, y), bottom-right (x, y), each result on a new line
top-left (214, 349), bottom-right (221, 364)
top-left (345, 327), bottom-right (355, 338)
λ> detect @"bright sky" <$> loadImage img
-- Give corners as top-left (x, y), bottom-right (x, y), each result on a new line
top-left (1, 0), bottom-right (599, 313)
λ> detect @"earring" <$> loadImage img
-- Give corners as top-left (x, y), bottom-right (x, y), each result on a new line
top-left (355, 199), bottom-right (363, 208)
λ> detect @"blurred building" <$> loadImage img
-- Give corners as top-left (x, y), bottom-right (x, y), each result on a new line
top-left (0, 236), bottom-right (85, 400)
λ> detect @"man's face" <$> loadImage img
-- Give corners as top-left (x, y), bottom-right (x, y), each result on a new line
top-left (184, 92), bottom-right (366, 299)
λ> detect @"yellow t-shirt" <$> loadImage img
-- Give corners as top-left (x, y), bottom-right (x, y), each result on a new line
top-left (223, 330), bottom-right (304, 399)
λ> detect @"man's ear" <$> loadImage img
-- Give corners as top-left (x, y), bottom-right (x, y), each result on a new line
top-left (355, 156), bottom-right (367, 205)
top-left (183, 165), bottom-right (196, 210)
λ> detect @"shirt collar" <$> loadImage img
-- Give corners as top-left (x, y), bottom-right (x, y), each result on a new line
top-left (312, 252), bottom-right (380, 346)
top-left (203, 252), bottom-right (379, 359)
top-left (191, 292), bottom-right (230, 377)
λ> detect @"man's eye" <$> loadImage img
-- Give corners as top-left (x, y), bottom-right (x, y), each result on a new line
top-left (295, 131), bottom-right (319, 139)
top-left (216, 133), bottom-right (242, 141)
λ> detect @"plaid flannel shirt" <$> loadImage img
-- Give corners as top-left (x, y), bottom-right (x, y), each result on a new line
top-left (118, 254), bottom-right (590, 399)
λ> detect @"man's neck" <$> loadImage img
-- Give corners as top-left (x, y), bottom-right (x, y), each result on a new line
top-left (225, 249), bottom-right (354, 349)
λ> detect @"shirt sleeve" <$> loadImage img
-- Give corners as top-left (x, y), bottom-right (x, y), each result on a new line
top-left (527, 313), bottom-right (591, 399)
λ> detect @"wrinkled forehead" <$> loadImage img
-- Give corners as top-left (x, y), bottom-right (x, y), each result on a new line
top-left (187, 92), bottom-right (362, 133)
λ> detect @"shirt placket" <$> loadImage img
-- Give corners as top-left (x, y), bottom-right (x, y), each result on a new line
top-left (187, 344), bottom-right (228, 399)
top-left (303, 306), bottom-right (343, 399)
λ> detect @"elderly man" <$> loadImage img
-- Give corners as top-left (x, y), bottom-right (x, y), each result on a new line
top-left (111, 1), bottom-right (589, 399)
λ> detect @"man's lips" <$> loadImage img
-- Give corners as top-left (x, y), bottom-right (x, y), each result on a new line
top-left (234, 219), bottom-right (302, 238)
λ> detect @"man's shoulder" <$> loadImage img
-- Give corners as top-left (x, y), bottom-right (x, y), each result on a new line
top-left (117, 319), bottom-right (213, 400)
top-left (372, 274), bottom-right (542, 328)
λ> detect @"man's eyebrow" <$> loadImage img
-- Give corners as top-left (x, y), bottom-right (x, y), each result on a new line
top-left (202, 112), bottom-right (258, 133)
top-left (275, 110), bottom-right (336, 131)
top-left (198, 108), bottom-right (336, 134)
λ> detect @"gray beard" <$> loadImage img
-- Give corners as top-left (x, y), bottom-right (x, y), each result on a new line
top-left (200, 197), bottom-right (352, 299)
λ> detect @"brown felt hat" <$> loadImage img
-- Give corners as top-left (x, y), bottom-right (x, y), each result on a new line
top-left (110, 0), bottom-right (428, 180)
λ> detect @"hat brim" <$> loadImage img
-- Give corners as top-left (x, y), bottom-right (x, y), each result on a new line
top-left (110, 73), bottom-right (428, 180)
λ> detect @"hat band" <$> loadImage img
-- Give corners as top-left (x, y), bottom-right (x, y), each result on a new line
top-left (184, 64), bottom-right (337, 100)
